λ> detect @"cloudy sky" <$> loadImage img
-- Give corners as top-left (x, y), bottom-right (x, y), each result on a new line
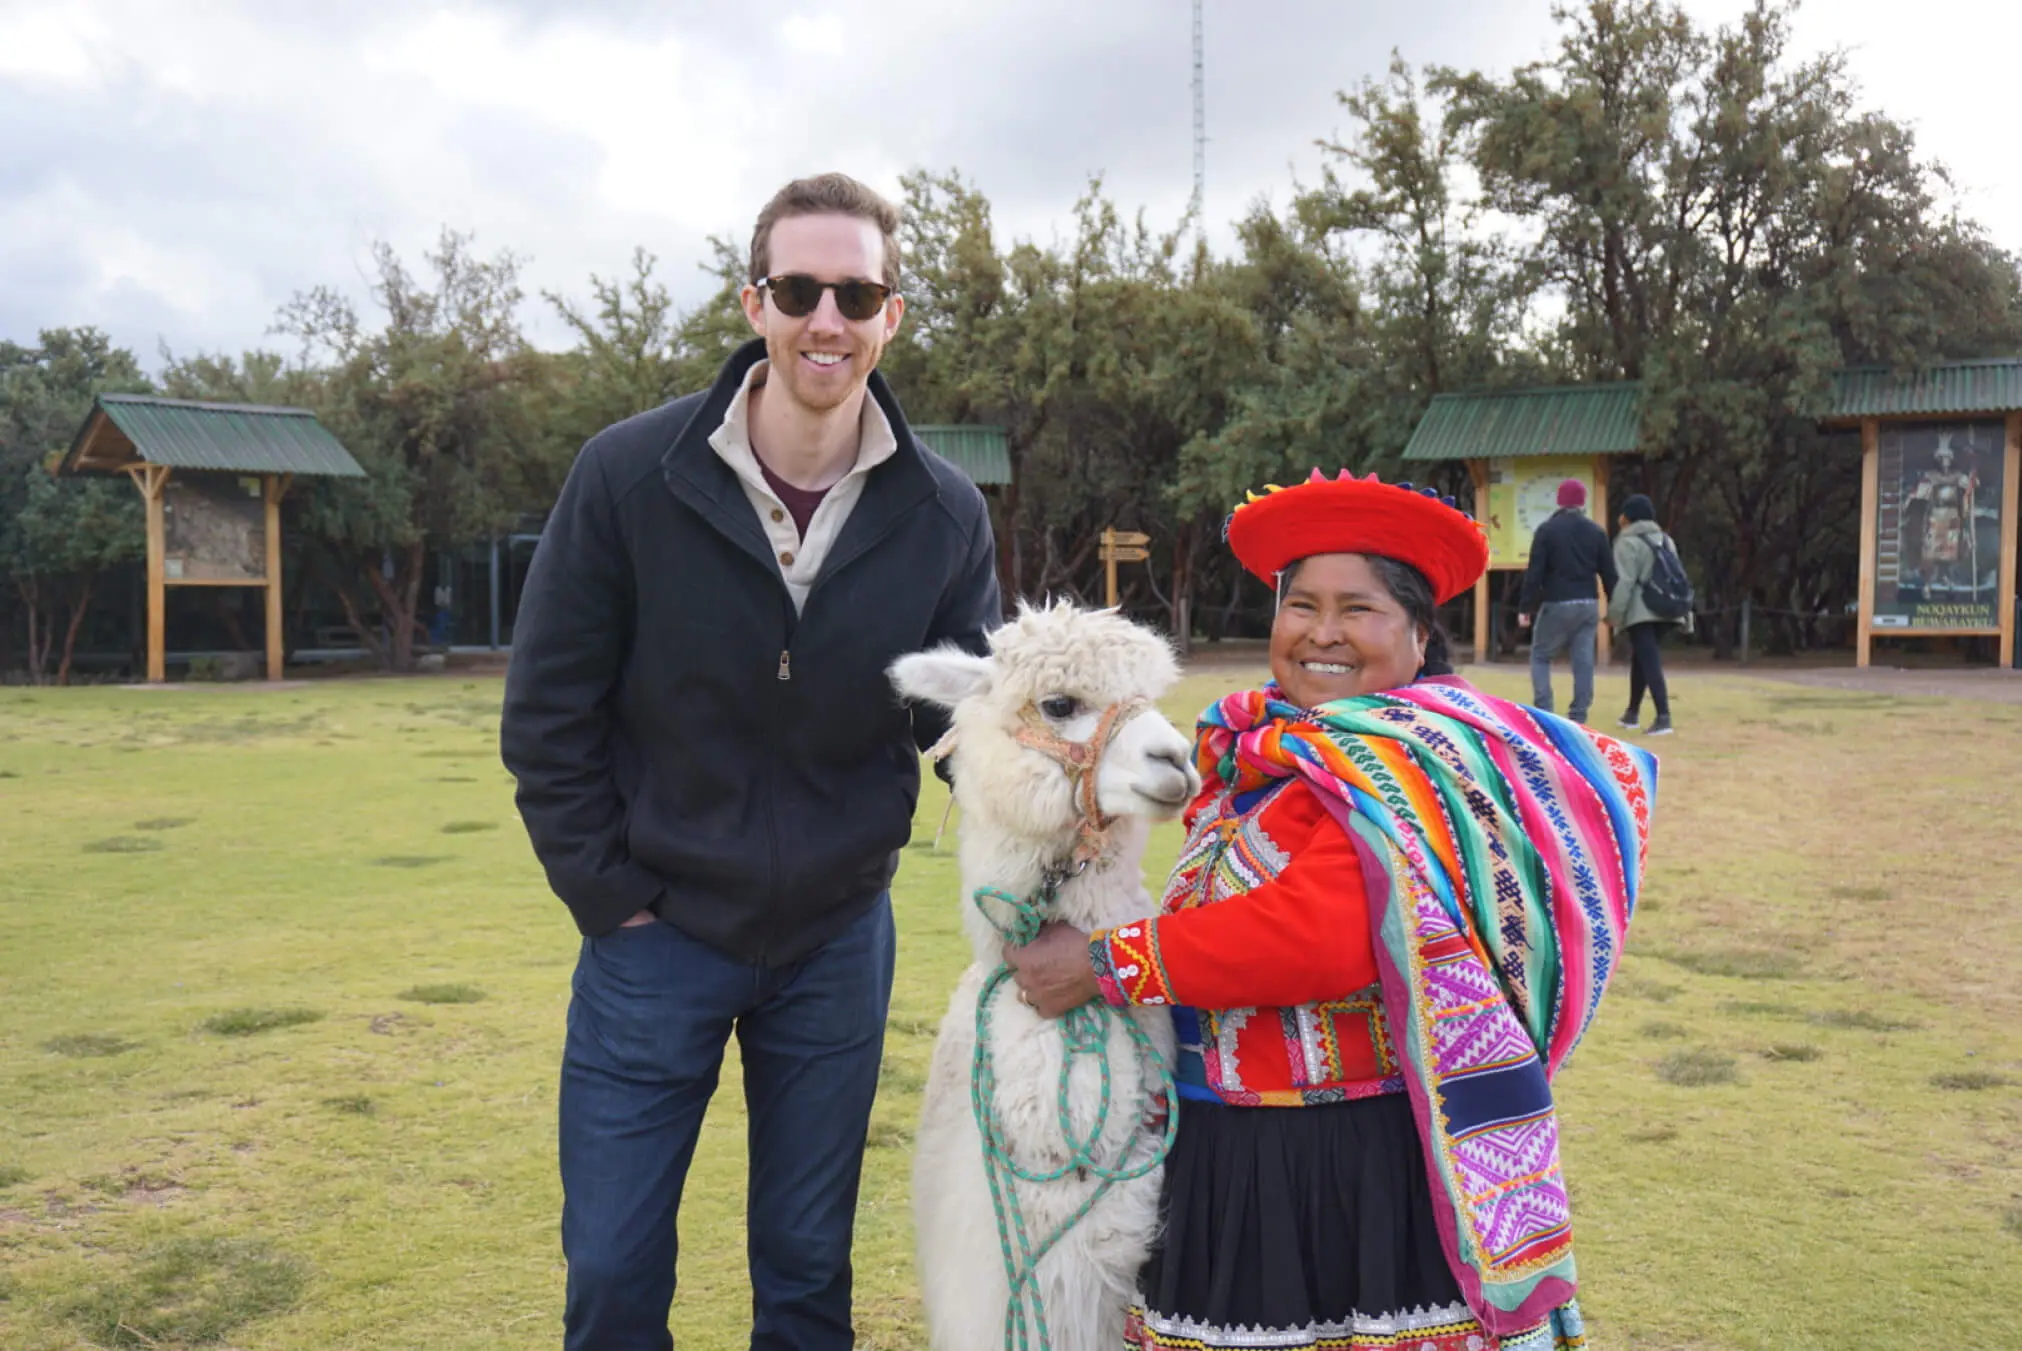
top-left (3, 0), bottom-right (2017, 368)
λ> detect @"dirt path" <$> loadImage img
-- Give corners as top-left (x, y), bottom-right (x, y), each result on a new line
top-left (1177, 640), bottom-right (2022, 703)
top-left (1721, 664), bottom-right (2022, 703)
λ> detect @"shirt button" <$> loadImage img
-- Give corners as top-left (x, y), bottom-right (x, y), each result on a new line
top-left (770, 508), bottom-right (785, 523)
top-left (779, 550), bottom-right (795, 566)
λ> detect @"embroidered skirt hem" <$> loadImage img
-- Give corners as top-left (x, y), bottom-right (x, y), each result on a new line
top-left (1125, 1299), bottom-right (1583, 1349)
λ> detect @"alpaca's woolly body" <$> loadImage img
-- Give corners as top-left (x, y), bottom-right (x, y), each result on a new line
top-left (892, 603), bottom-right (1193, 1351)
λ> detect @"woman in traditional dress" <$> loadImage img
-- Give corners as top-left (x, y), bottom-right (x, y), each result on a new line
top-left (1004, 471), bottom-right (1658, 1351)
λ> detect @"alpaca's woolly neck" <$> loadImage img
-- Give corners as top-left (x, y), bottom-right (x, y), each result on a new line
top-left (954, 816), bottom-right (1154, 967)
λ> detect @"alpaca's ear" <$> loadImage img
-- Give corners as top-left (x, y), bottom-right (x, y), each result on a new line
top-left (889, 648), bottom-right (995, 709)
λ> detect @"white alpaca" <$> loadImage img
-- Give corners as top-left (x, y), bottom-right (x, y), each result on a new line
top-left (890, 602), bottom-right (1199, 1351)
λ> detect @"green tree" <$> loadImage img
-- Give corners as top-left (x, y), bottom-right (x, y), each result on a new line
top-left (1439, 0), bottom-right (2022, 651)
top-left (539, 244), bottom-right (762, 499)
top-left (275, 230), bottom-right (553, 671)
top-left (1305, 57), bottom-right (1530, 426)
top-left (987, 182), bottom-right (1263, 632)
top-left (156, 348), bottom-right (309, 406)
top-left (7, 469), bottom-right (144, 683)
top-left (542, 248), bottom-right (685, 495)
top-left (0, 329), bottom-right (150, 681)
top-left (670, 238), bottom-right (763, 393)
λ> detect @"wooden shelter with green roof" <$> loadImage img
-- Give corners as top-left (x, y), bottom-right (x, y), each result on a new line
top-left (912, 424), bottom-right (1011, 487)
top-left (1823, 359), bottom-right (2020, 668)
top-left (58, 395), bottom-right (365, 683)
top-left (911, 424), bottom-right (1015, 596)
top-left (1406, 361), bottom-right (2021, 670)
top-left (1403, 382), bottom-right (1644, 662)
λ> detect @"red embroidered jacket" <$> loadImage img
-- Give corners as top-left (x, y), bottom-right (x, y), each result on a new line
top-left (1089, 775), bottom-right (1404, 1106)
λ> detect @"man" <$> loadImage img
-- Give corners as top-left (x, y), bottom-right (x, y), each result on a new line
top-left (500, 172), bottom-right (1001, 1351)
top-left (1516, 478), bottom-right (1616, 723)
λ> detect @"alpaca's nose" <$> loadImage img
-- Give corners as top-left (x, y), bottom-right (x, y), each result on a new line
top-left (1148, 744), bottom-right (1190, 775)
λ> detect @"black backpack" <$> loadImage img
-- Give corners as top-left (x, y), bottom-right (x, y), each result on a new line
top-left (1639, 534), bottom-right (1694, 621)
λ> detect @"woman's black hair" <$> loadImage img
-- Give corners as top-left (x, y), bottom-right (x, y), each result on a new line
top-left (1277, 555), bottom-right (1455, 679)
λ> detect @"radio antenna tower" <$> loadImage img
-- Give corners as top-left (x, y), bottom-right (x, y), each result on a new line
top-left (1190, 0), bottom-right (1206, 251)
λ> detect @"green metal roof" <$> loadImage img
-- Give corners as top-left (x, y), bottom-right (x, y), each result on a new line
top-left (914, 423), bottom-right (1011, 486)
top-left (1827, 358), bottom-right (2022, 418)
top-left (1402, 383), bottom-right (1644, 461)
top-left (63, 394), bottom-right (366, 477)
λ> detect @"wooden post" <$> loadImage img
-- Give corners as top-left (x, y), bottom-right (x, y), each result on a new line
top-left (1857, 418), bottom-right (1880, 669)
top-left (264, 474), bottom-right (290, 681)
top-left (1470, 460), bottom-right (1491, 665)
top-left (1592, 454), bottom-right (1612, 664)
top-left (1096, 527), bottom-right (1149, 611)
top-left (2000, 413), bottom-right (2021, 670)
top-left (126, 464), bottom-right (171, 683)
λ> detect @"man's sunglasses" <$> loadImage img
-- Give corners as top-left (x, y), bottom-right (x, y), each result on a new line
top-left (755, 274), bottom-right (895, 322)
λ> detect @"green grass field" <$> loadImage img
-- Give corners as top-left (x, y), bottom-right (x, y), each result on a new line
top-left (2, 665), bottom-right (2019, 1350)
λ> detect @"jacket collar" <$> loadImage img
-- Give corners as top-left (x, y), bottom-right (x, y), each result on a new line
top-left (661, 339), bottom-right (938, 585)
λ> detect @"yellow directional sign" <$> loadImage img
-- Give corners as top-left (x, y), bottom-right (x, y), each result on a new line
top-left (1099, 526), bottom-right (1152, 606)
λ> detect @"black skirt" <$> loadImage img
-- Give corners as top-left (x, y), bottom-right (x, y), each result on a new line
top-left (1127, 1093), bottom-right (1507, 1350)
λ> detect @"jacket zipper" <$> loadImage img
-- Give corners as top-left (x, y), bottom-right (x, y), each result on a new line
top-left (756, 589), bottom-right (796, 965)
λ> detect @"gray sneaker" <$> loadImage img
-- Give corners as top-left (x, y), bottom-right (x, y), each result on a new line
top-left (1646, 716), bottom-right (1674, 736)
top-left (1616, 713), bottom-right (1641, 730)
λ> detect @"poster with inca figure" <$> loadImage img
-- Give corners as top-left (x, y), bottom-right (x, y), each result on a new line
top-left (1872, 420), bottom-right (2005, 630)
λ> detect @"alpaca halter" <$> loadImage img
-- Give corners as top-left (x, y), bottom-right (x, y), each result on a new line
top-left (924, 696), bottom-right (1155, 871)
top-left (1012, 697), bottom-right (1153, 869)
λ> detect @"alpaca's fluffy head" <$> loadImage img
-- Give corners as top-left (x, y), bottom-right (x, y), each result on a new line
top-left (890, 600), bottom-right (1198, 850)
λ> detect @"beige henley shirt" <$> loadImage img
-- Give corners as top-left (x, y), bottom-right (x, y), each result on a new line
top-left (706, 360), bottom-right (899, 613)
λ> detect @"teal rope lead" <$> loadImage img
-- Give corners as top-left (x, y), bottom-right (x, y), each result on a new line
top-left (968, 884), bottom-right (1178, 1351)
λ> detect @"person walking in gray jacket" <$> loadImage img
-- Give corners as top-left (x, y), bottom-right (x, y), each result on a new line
top-left (1517, 478), bottom-right (1617, 723)
top-left (1607, 494), bottom-right (1681, 735)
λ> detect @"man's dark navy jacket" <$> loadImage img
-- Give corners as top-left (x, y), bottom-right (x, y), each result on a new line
top-left (1518, 507), bottom-right (1619, 613)
top-left (500, 340), bottom-right (1001, 964)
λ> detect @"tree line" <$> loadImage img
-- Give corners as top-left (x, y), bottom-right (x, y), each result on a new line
top-left (5, 0), bottom-right (2018, 681)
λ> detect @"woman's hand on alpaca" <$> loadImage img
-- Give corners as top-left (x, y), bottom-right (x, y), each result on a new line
top-left (1003, 922), bottom-right (1100, 1018)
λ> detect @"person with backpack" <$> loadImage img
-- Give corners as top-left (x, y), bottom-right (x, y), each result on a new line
top-left (1607, 493), bottom-right (1691, 735)
top-left (1517, 478), bottom-right (1618, 723)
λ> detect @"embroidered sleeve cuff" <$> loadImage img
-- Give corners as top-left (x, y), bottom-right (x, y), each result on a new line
top-left (1088, 931), bottom-right (1127, 1006)
top-left (1088, 921), bottom-right (1176, 1007)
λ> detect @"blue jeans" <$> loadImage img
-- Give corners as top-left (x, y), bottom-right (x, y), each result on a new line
top-left (559, 896), bottom-right (896, 1351)
top-left (1529, 599), bottom-right (1599, 722)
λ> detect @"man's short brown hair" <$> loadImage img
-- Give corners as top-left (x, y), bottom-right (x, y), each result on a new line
top-left (749, 173), bottom-right (903, 291)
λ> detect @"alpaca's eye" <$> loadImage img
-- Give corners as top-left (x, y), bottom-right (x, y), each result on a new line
top-left (1039, 696), bottom-right (1081, 721)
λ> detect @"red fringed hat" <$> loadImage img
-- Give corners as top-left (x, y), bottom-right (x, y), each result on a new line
top-left (1224, 470), bottom-right (1489, 604)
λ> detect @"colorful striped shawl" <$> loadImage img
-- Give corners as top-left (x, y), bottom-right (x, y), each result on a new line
top-left (1196, 678), bottom-right (1657, 1333)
